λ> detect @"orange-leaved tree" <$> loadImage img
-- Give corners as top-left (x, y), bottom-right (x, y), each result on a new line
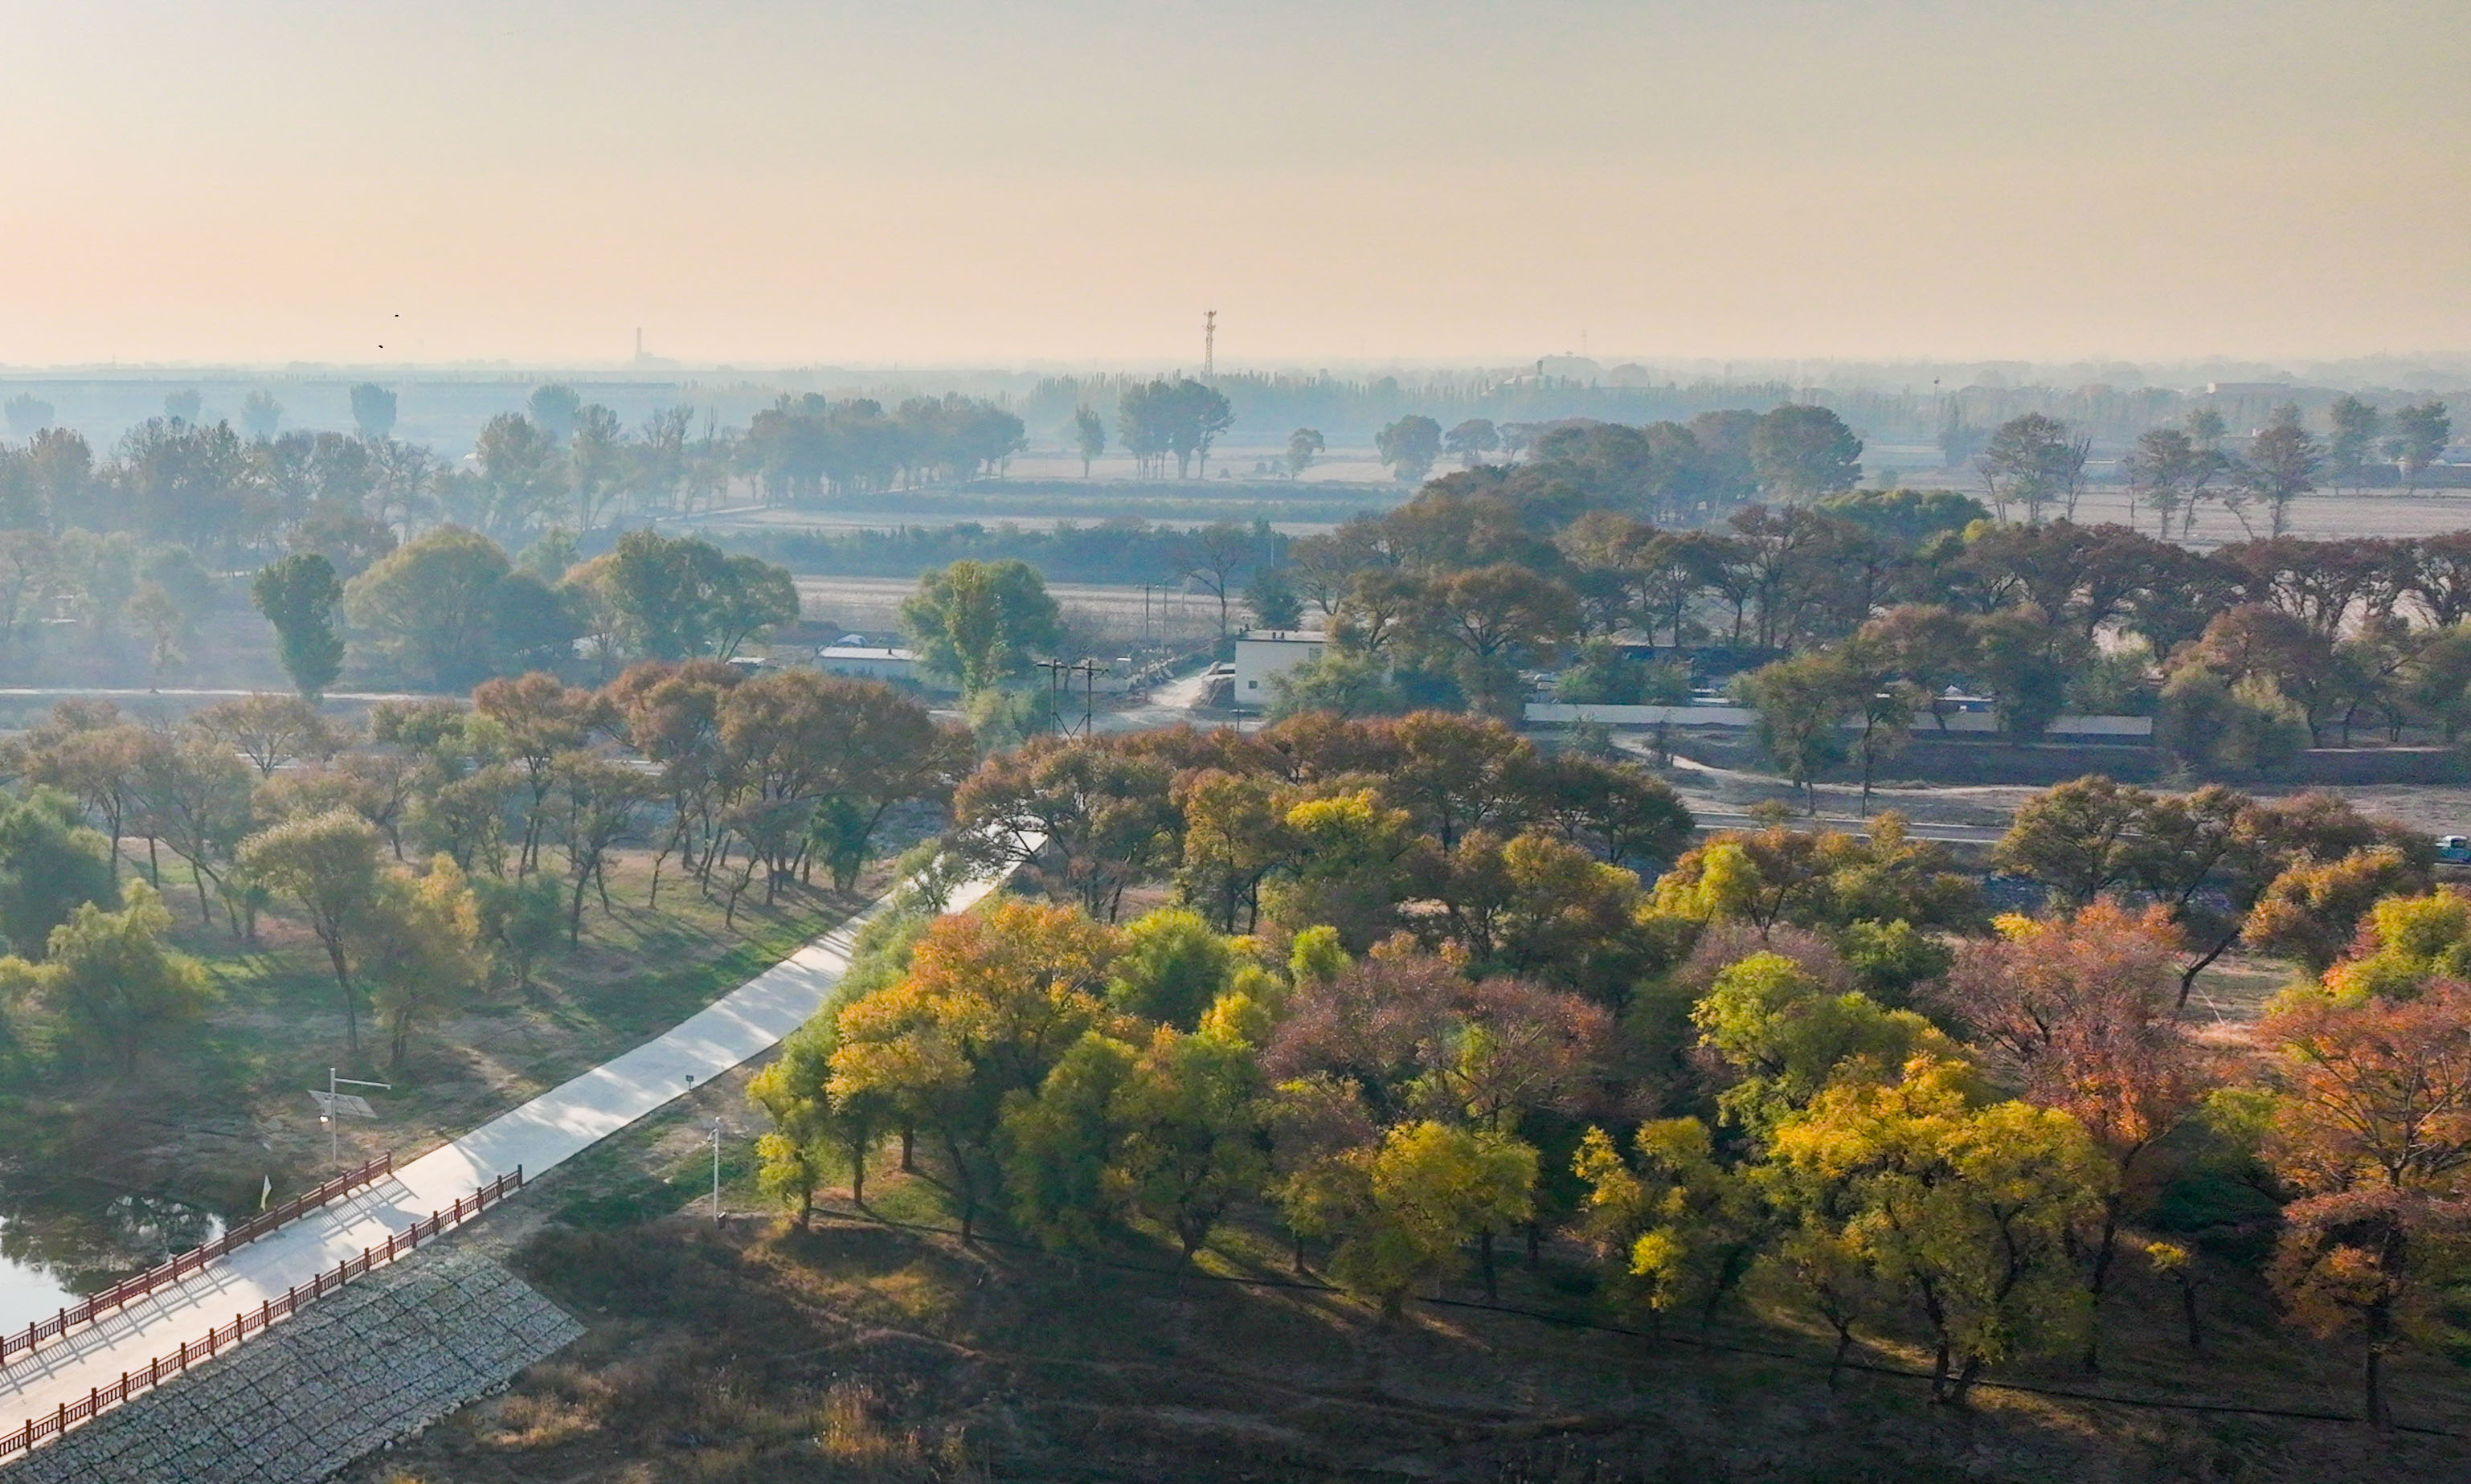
top-left (2261, 979), bottom-right (2471, 1428)
top-left (1942, 902), bottom-right (2214, 1371)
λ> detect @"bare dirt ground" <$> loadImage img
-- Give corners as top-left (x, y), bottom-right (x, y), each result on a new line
top-left (2050, 484), bottom-right (2471, 546)
top-left (344, 1157), bottom-right (2471, 1484)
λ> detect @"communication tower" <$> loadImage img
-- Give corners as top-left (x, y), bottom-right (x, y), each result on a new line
top-left (1203, 310), bottom-right (1216, 378)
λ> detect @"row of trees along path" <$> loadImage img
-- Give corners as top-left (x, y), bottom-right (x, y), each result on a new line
top-left (0, 861), bottom-right (1011, 1452)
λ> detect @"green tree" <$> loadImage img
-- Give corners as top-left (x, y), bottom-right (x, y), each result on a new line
top-left (2154, 666), bottom-right (2309, 778)
top-left (550, 751), bottom-right (649, 940)
top-left (2240, 405), bottom-right (2320, 538)
top-left (0, 789), bottom-right (118, 959)
top-left (901, 558), bottom-right (1063, 696)
top-left (1444, 418), bottom-right (1500, 467)
top-left (1000, 1031), bottom-right (1140, 1250)
top-left (566, 403), bottom-right (627, 529)
top-left (357, 856), bottom-right (487, 1067)
top-left (2121, 425), bottom-right (2220, 539)
top-left (344, 527), bottom-right (513, 688)
top-left (1977, 413), bottom-right (2089, 524)
top-left (1993, 775), bottom-right (2151, 907)
top-left (2326, 396), bottom-right (2383, 492)
top-left (1375, 415), bottom-right (1442, 485)
top-left (1413, 564), bottom-right (1581, 718)
top-left (1741, 652), bottom-right (1856, 811)
top-left (0, 883), bottom-right (212, 1072)
top-left (751, 1012), bottom-right (887, 1220)
top-left (1969, 607), bottom-right (2079, 739)
top-left (348, 382), bottom-right (397, 440)
top-left (134, 729), bottom-right (257, 929)
top-left (1114, 1024), bottom-right (1269, 1258)
top-left (473, 672), bottom-right (606, 875)
top-left (526, 383), bottom-right (583, 442)
top-left (240, 388), bottom-right (284, 439)
top-left (19, 712), bottom-right (145, 873)
top-left (238, 809), bottom-right (385, 1050)
top-left (1116, 378), bottom-right (1234, 479)
top-left (252, 551), bottom-right (346, 697)
top-left (588, 529), bottom-right (799, 661)
top-left (1813, 487), bottom-right (1989, 549)
top-left (1072, 406), bottom-right (1106, 478)
top-left (1750, 404), bottom-right (1864, 501)
top-left (1284, 427), bottom-right (1325, 479)
top-left (464, 411), bottom-right (565, 538)
top-left (473, 872), bottom-right (562, 995)
top-left (1266, 651), bottom-right (1406, 722)
top-left (2387, 401), bottom-right (2451, 493)
top-left (1264, 789), bottom-right (1425, 949)
top-left (1107, 907), bottom-right (1236, 1028)
top-left (1172, 769), bottom-right (1289, 934)
top-left (1246, 566), bottom-right (1304, 629)
top-left (127, 581), bottom-right (185, 681)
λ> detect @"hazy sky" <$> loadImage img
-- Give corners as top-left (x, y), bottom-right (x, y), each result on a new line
top-left (3, 0), bottom-right (2465, 367)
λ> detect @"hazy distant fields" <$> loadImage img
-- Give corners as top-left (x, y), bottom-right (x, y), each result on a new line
top-left (794, 574), bottom-right (1230, 649)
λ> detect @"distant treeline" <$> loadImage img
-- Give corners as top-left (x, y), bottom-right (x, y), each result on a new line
top-left (713, 520), bottom-right (1286, 585)
top-left (1011, 371), bottom-right (2466, 456)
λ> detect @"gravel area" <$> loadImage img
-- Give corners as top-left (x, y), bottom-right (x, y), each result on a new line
top-left (0, 1245), bottom-right (580, 1484)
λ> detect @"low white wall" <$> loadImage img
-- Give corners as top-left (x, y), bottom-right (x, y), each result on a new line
top-left (1525, 702), bottom-right (2154, 738)
top-left (1525, 703), bottom-right (1757, 726)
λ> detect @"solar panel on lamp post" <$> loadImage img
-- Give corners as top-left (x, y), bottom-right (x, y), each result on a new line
top-left (313, 1067), bottom-right (391, 1168)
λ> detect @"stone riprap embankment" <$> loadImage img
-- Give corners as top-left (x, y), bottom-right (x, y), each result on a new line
top-left (0, 1246), bottom-right (579, 1484)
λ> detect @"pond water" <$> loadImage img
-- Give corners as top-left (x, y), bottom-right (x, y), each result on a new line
top-left (0, 1186), bottom-right (225, 1334)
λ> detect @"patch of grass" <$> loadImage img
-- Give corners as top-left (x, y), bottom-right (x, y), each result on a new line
top-left (0, 846), bottom-right (881, 1229)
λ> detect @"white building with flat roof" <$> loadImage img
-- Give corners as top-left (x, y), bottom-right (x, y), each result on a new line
top-left (816, 644), bottom-right (925, 685)
top-left (1231, 628), bottom-right (1328, 706)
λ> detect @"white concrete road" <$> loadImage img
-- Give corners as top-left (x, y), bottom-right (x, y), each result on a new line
top-left (1679, 800), bottom-right (2006, 845)
top-left (0, 867), bottom-right (1010, 1445)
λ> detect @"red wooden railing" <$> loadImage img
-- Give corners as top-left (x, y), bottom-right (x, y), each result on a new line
top-left (0, 1152), bottom-right (396, 1367)
top-left (0, 1167), bottom-right (522, 1461)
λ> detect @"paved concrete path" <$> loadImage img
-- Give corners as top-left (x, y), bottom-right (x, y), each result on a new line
top-left (0, 867), bottom-right (1008, 1441)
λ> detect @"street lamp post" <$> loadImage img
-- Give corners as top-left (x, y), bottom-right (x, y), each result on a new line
top-left (317, 1067), bottom-right (391, 1168)
top-left (710, 1119), bottom-right (723, 1223)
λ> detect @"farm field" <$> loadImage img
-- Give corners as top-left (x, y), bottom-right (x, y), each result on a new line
top-left (794, 574), bottom-right (1238, 652)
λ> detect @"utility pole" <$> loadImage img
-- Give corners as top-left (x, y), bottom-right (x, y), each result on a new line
top-left (1203, 310), bottom-right (1216, 380)
top-left (1032, 657), bottom-right (1105, 737)
top-left (710, 1119), bottom-right (723, 1223)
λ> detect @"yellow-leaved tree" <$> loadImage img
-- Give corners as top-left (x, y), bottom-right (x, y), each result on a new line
top-left (1761, 1058), bottom-right (2113, 1405)
top-left (828, 900), bottom-right (1122, 1238)
top-left (1283, 1119), bottom-right (1536, 1316)
top-left (354, 856), bottom-right (487, 1069)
